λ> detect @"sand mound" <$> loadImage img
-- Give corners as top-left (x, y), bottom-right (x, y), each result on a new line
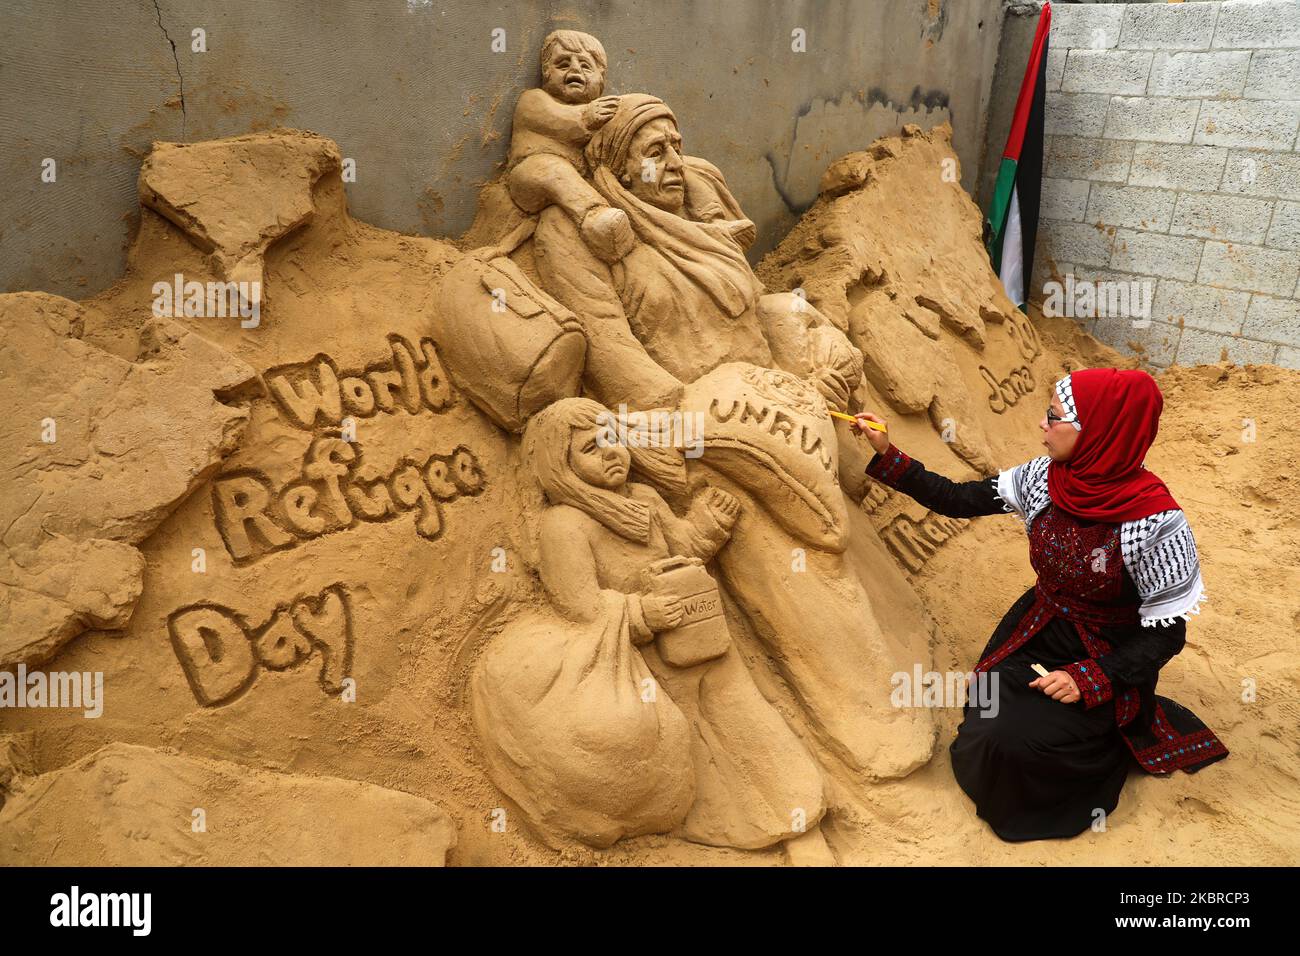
top-left (0, 123), bottom-right (1295, 865)
top-left (0, 293), bottom-right (253, 668)
top-left (0, 741), bottom-right (454, 865)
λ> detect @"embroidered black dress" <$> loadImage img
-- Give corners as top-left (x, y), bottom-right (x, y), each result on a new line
top-left (866, 444), bottom-right (1228, 842)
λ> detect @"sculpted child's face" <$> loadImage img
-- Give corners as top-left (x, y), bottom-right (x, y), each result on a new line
top-left (542, 45), bottom-right (604, 103)
top-left (569, 426), bottom-right (630, 490)
top-left (622, 118), bottom-right (685, 214)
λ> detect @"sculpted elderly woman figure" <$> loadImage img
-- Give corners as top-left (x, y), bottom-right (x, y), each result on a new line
top-left (511, 90), bottom-right (935, 778)
top-left (523, 92), bottom-right (859, 413)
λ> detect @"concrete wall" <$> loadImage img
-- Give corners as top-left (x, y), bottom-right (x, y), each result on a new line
top-left (987, 1), bottom-right (1300, 370)
top-left (0, 0), bottom-right (1005, 300)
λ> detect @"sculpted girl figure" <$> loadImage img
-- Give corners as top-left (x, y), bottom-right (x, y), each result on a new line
top-left (523, 397), bottom-right (831, 857)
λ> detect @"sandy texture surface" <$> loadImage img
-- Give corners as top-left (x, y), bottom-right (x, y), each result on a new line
top-left (1, 124), bottom-right (1294, 866)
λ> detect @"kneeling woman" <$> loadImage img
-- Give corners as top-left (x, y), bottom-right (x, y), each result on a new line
top-left (854, 368), bottom-right (1228, 841)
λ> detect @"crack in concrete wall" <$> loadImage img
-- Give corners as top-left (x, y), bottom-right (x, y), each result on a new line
top-left (150, 0), bottom-right (187, 135)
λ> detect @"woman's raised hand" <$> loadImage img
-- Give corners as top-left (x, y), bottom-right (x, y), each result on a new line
top-left (852, 412), bottom-right (891, 454)
top-left (813, 367), bottom-right (851, 413)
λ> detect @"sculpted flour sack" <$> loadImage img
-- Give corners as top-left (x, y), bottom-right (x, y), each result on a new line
top-left (469, 592), bottom-right (694, 847)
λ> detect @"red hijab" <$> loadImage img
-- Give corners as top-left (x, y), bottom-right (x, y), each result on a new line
top-left (1046, 368), bottom-right (1181, 522)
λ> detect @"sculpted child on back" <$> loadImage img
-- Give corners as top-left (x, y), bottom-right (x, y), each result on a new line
top-left (507, 29), bottom-right (637, 263)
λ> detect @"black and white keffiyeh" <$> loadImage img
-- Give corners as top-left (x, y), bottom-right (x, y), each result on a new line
top-left (1053, 374), bottom-right (1082, 430)
top-left (993, 457), bottom-right (1206, 626)
top-left (993, 454), bottom-right (1052, 527)
top-left (1119, 510), bottom-right (1206, 626)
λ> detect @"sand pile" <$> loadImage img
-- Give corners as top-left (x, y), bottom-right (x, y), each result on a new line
top-left (1, 123), bottom-right (1295, 866)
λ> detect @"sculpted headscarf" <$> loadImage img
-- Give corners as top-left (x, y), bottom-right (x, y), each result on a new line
top-left (1046, 368), bottom-right (1181, 522)
top-left (584, 94), bottom-right (760, 319)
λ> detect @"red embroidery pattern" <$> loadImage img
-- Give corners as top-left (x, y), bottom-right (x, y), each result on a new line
top-left (1063, 658), bottom-right (1111, 708)
top-left (974, 504), bottom-right (1226, 774)
top-left (866, 444), bottom-right (912, 486)
top-left (1133, 704), bottom-right (1229, 773)
top-left (1064, 619), bottom-right (1141, 727)
top-left (973, 597), bottom-right (1052, 675)
top-left (972, 506), bottom-right (1131, 676)
top-left (1115, 689), bottom-right (1141, 727)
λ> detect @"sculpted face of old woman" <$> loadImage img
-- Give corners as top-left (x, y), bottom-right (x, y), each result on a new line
top-left (619, 117), bottom-right (686, 215)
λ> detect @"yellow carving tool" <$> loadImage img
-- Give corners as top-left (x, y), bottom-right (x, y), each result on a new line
top-left (1030, 663), bottom-right (1051, 678)
top-left (828, 410), bottom-right (887, 432)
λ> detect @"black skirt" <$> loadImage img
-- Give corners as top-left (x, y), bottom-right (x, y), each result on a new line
top-left (949, 588), bottom-right (1134, 842)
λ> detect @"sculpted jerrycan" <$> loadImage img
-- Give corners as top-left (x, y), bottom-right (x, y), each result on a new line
top-left (641, 556), bottom-right (730, 668)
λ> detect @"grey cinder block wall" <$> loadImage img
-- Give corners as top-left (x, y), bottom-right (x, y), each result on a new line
top-left (0, 0), bottom-right (1004, 299)
top-left (985, 0), bottom-right (1299, 370)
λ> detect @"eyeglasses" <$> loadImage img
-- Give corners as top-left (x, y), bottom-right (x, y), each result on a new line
top-left (1046, 407), bottom-right (1073, 426)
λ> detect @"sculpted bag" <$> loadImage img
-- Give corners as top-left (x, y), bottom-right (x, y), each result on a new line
top-left (679, 362), bottom-right (849, 551)
top-left (428, 228), bottom-right (586, 432)
top-left (469, 592), bottom-right (694, 848)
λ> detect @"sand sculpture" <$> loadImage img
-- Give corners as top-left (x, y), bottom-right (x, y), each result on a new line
top-left (3, 28), bottom-right (1295, 867)
top-left (443, 36), bottom-right (940, 825)
top-left (1, 742), bottom-right (455, 866)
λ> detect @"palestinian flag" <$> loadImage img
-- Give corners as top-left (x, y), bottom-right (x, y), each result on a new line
top-left (987, 1), bottom-right (1051, 310)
